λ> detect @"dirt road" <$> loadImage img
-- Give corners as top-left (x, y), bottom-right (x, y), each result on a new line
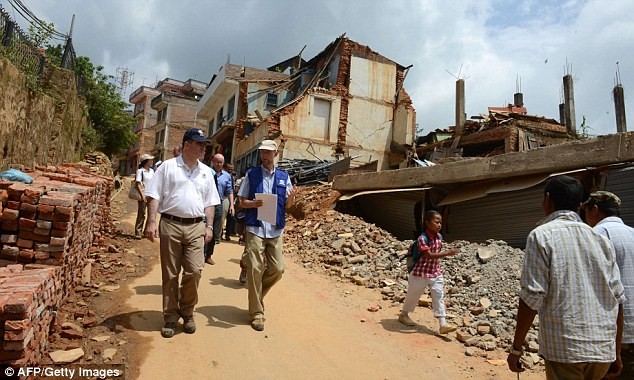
top-left (114, 200), bottom-right (542, 379)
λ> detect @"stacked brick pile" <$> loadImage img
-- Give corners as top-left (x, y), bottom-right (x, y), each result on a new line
top-left (0, 264), bottom-right (61, 366)
top-left (0, 165), bottom-right (113, 368)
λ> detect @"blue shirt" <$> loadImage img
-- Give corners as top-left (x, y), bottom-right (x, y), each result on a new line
top-left (216, 170), bottom-right (233, 199)
top-left (237, 165), bottom-right (292, 238)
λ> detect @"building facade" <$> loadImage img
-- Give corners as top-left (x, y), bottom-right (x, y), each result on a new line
top-left (120, 86), bottom-right (161, 175)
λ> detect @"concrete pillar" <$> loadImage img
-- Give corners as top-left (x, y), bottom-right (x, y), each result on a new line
top-left (563, 74), bottom-right (576, 136)
top-left (514, 92), bottom-right (524, 107)
top-left (559, 103), bottom-right (566, 125)
top-left (455, 79), bottom-right (465, 135)
top-left (614, 84), bottom-right (627, 132)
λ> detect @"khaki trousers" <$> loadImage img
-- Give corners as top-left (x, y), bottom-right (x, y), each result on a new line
top-left (159, 218), bottom-right (205, 323)
top-left (242, 232), bottom-right (284, 319)
top-left (135, 201), bottom-right (146, 236)
top-left (544, 360), bottom-right (611, 380)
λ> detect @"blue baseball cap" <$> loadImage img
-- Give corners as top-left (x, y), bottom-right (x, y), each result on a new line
top-left (182, 128), bottom-right (209, 144)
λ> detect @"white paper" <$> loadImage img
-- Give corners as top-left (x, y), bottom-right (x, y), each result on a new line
top-left (255, 193), bottom-right (278, 225)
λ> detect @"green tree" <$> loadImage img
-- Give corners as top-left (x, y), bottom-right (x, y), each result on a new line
top-left (73, 56), bottom-right (137, 156)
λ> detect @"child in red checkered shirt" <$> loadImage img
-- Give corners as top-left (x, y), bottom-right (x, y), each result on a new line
top-left (399, 210), bottom-right (459, 335)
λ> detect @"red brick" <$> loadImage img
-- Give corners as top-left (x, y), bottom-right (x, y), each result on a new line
top-left (23, 188), bottom-right (43, 198)
top-left (18, 231), bottom-right (50, 243)
top-left (39, 194), bottom-right (76, 207)
top-left (18, 218), bottom-right (37, 230)
top-left (53, 212), bottom-right (72, 222)
top-left (52, 222), bottom-right (69, 230)
top-left (55, 206), bottom-right (73, 215)
top-left (4, 319), bottom-right (29, 330)
top-left (37, 204), bottom-right (55, 214)
top-left (1, 220), bottom-right (19, 231)
top-left (4, 329), bottom-right (27, 341)
top-left (51, 229), bottom-right (68, 238)
top-left (1, 209), bottom-right (19, 220)
top-left (6, 200), bottom-right (20, 210)
top-left (33, 227), bottom-right (50, 236)
top-left (17, 249), bottom-right (34, 263)
top-left (19, 203), bottom-right (37, 213)
top-left (1, 234), bottom-right (17, 243)
top-left (49, 237), bottom-right (66, 246)
top-left (16, 238), bottom-right (33, 249)
top-left (0, 246), bottom-right (19, 260)
top-left (4, 293), bottom-right (33, 313)
top-left (36, 220), bottom-right (52, 230)
top-left (0, 349), bottom-right (25, 360)
top-left (33, 251), bottom-right (50, 260)
top-left (20, 211), bottom-right (36, 220)
top-left (20, 195), bottom-right (39, 204)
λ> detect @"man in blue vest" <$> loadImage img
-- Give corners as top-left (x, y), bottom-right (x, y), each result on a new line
top-left (237, 139), bottom-right (296, 331)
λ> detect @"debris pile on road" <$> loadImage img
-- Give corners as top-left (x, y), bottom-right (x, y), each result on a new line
top-left (284, 184), bottom-right (542, 368)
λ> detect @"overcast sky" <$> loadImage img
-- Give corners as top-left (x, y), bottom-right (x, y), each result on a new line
top-left (4, 0), bottom-right (633, 136)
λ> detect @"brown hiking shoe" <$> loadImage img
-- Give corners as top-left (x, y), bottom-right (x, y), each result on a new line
top-left (161, 322), bottom-right (177, 338)
top-left (205, 256), bottom-right (215, 265)
top-left (251, 316), bottom-right (265, 331)
top-left (398, 314), bottom-right (416, 326)
top-left (182, 315), bottom-right (196, 334)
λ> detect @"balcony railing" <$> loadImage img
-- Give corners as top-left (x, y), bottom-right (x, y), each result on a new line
top-left (151, 93), bottom-right (169, 109)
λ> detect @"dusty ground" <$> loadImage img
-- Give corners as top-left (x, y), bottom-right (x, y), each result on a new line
top-left (49, 180), bottom-right (545, 379)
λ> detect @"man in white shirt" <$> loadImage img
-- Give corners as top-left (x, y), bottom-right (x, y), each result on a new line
top-left (145, 128), bottom-right (221, 338)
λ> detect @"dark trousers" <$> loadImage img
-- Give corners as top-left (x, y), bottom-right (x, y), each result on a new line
top-left (204, 203), bottom-right (223, 259)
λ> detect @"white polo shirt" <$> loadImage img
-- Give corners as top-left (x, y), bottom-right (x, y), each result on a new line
top-left (145, 156), bottom-right (220, 218)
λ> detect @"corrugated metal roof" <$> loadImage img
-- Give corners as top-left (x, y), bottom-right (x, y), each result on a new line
top-left (603, 166), bottom-right (634, 227)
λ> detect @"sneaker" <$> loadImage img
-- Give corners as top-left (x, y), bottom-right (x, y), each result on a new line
top-left (251, 316), bottom-right (265, 331)
top-left (182, 315), bottom-right (196, 334)
top-left (398, 314), bottom-right (416, 326)
top-left (239, 268), bottom-right (247, 284)
top-left (205, 256), bottom-right (215, 265)
top-left (439, 323), bottom-right (458, 335)
top-left (161, 322), bottom-right (177, 338)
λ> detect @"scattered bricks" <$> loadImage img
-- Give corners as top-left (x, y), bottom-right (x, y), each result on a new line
top-left (18, 218), bottom-right (37, 231)
top-left (17, 239), bottom-right (34, 249)
top-left (20, 203), bottom-right (37, 213)
top-left (7, 201), bottom-right (21, 210)
top-left (1, 246), bottom-right (20, 260)
top-left (36, 220), bottom-right (53, 230)
top-left (1, 208), bottom-right (20, 221)
top-left (17, 250), bottom-right (34, 264)
top-left (50, 237), bottom-right (66, 247)
top-left (1, 234), bottom-right (18, 244)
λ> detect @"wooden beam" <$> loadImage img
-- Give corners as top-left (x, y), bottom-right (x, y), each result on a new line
top-left (333, 132), bottom-right (634, 192)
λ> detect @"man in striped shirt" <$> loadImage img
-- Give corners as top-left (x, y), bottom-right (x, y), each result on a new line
top-left (583, 191), bottom-right (634, 378)
top-left (507, 176), bottom-right (625, 379)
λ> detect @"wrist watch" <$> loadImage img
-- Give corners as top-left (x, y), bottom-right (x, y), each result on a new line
top-left (509, 345), bottom-right (523, 356)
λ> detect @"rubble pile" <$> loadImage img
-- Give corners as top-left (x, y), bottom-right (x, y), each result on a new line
top-left (285, 185), bottom-right (542, 367)
top-left (0, 165), bottom-right (114, 368)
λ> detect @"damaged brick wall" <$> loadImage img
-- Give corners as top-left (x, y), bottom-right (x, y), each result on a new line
top-left (235, 82), bottom-right (250, 141)
top-left (0, 166), bottom-right (113, 367)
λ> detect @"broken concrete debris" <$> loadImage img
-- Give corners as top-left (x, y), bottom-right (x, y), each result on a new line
top-left (285, 184), bottom-right (542, 365)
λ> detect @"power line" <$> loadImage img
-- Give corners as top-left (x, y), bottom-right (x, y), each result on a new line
top-left (6, 0), bottom-right (68, 41)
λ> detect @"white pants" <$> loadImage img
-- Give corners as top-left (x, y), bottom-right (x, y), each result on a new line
top-left (402, 273), bottom-right (446, 318)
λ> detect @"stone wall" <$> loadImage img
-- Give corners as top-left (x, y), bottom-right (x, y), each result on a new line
top-left (0, 54), bottom-right (88, 170)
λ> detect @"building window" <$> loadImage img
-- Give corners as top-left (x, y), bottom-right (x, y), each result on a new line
top-left (216, 107), bottom-right (224, 132)
top-left (208, 119), bottom-right (214, 137)
top-left (266, 93), bottom-right (278, 108)
top-left (157, 107), bottom-right (167, 123)
top-left (227, 95), bottom-right (235, 121)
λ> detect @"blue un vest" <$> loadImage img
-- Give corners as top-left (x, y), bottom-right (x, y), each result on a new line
top-left (244, 167), bottom-right (288, 229)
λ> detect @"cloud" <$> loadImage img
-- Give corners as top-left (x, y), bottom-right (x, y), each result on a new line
top-left (12, 0), bottom-right (634, 136)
